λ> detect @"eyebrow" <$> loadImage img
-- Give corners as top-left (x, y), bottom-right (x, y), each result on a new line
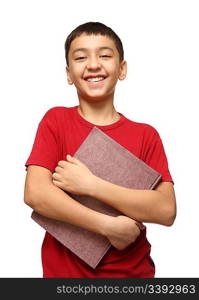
top-left (72, 47), bottom-right (114, 54)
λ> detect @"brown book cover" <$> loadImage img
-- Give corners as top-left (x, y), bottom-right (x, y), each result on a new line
top-left (31, 126), bottom-right (162, 268)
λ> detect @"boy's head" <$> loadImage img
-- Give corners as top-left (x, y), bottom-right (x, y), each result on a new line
top-left (64, 22), bottom-right (127, 102)
top-left (64, 22), bottom-right (124, 66)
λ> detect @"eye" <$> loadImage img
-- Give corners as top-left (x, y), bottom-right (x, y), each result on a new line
top-left (100, 55), bottom-right (112, 58)
top-left (75, 56), bottom-right (86, 61)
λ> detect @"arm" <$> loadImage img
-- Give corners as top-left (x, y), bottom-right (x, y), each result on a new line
top-left (90, 177), bottom-right (176, 226)
top-left (53, 155), bottom-right (176, 227)
top-left (24, 165), bottom-right (141, 250)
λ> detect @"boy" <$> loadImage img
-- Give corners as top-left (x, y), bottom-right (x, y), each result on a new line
top-left (24, 22), bottom-right (176, 278)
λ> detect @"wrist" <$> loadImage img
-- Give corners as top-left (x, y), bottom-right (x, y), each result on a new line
top-left (95, 214), bottom-right (114, 237)
top-left (89, 175), bottom-right (103, 197)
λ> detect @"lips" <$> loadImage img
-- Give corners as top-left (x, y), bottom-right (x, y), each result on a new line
top-left (87, 77), bottom-right (105, 82)
top-left (84, 75), bottom-right (106, 82)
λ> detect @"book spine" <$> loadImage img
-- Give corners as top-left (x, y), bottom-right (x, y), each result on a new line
top-left (150, 175), bottom-right (162, 190)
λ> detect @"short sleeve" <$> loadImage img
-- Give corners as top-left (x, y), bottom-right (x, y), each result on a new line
top-left (144, 128), bottom-right (174, 184)
top-left (25, 108), bottom-right (60, 173)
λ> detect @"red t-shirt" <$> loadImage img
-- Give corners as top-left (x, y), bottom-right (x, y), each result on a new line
top-left (25, 105), bottom-right (173, 278)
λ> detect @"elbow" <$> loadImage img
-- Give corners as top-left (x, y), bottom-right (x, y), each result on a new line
top-left (24, 184), bottom-right (40, 210)
top-left (164, 214), bottom-right (176, 227)
top-left (24, 189), bottom-right (35, 209)
top-left (162, 205), bottom-right (177, 227)
top-left (24, 165), bottom-right (54, 211)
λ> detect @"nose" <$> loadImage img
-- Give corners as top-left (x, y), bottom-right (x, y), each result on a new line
top-left (86, 55), bottom-right (101, 70)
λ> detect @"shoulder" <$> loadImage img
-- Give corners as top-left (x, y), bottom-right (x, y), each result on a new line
top-left (41, 106), bottom-right (73, 123)
top-left (125, 117), bottom-right (160, 140)
top-left (43, 106), bottom-right (71, 118)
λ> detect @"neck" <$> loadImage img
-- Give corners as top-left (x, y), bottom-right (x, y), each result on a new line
top-left (77, 100), bottom-right (120, 126)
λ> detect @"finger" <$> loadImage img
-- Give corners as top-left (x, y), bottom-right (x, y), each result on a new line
top-left (52, 172), bottom-right (61, 180)
top-left (135, 222), bottom-right (146, 231)
top-left (66, 154), bottom-right (75, 163)
top-left (58, 160), bottom-right (67, 168)
top-left (55, 166), bottom-right (64, 173)
top-left (66, 155), bottom-right (84, 166)
top-left (52, 179), bottom-right (62, 187)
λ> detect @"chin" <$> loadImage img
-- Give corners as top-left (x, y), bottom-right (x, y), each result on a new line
top-left (79, 92), bottom-right (108, 102)
top-left (86, 96), bottom-right (107, 103)
top-left (78, 88), bottom-right (115, 102)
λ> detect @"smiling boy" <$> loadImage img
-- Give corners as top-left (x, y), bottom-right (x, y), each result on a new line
top-left (24, 22), bottom-right (176, 278)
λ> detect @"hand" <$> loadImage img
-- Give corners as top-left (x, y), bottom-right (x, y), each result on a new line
top-left (103, 215), bottom-right (142, 250)
top-left (52, 155), bottom-right (96, 196)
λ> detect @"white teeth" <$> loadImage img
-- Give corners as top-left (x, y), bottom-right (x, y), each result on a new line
top-left (87, 77), bottom-right (105, 82)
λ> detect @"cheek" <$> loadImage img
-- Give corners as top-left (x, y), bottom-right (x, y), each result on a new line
top-left (106, 62), bottom-right (120, 78)
top-left (110, 68), bottom-right (120, 81)
top-left (69, 64), bottom-right (84, 80)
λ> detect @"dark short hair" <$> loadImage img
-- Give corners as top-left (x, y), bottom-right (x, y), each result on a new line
top-left (64, 22), bottom-right (124, 66)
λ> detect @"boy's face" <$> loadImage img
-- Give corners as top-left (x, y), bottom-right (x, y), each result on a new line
top-left (66, 34), bottom-right (127, 102)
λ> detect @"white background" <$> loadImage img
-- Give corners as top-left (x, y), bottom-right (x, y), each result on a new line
top-left (0, 0), bottom-right (198, 277)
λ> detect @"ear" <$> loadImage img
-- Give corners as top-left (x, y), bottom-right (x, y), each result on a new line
top-left (118, 60), bottom-right (127, 81)
top-left (66, 66), bottom-right (73, 85)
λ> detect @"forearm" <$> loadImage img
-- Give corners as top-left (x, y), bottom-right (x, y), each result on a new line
top-left (90, 176), bottom-right (175, 226)
top-left (25, 182), bottom-right (108, 236)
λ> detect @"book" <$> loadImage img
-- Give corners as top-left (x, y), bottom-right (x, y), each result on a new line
top-left (31, 126), bottom-right (162, 269)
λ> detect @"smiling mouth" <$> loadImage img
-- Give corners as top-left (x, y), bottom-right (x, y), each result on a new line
top-left (85, 76), bottom-right (106, 82)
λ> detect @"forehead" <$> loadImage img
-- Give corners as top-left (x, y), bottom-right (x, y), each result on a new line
top-left (69, 34), bottom-right (117, 53)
